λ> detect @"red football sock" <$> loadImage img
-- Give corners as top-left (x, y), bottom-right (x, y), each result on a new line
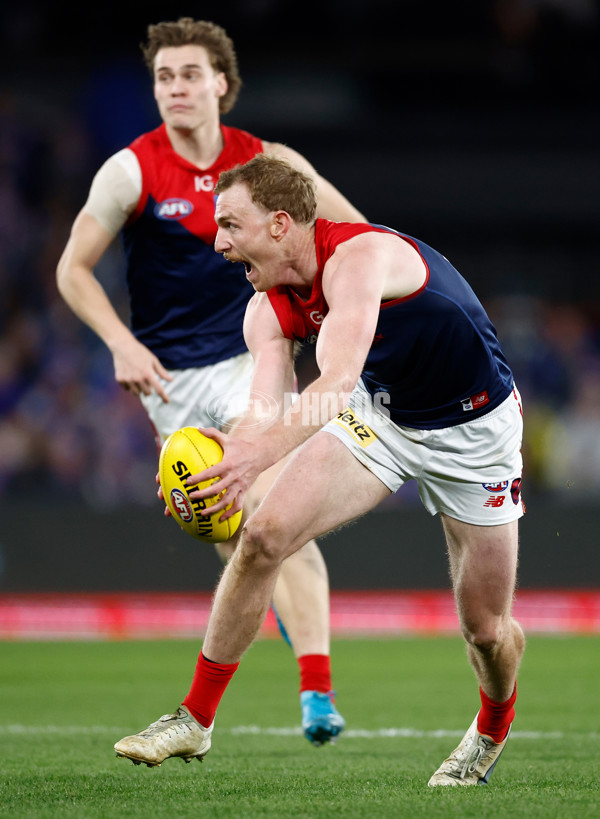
top-left (477, 683), bottom-right (517, 743)
top-left (182, 652), bottom-right (239, 728)
top-left (298, 654), bottom-right (332, 694)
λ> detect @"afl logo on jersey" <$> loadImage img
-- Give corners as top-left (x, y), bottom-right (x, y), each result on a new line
top-left (155, 198), bottom-right (194, 220)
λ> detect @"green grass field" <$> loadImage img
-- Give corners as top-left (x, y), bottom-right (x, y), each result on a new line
top-left (1, 635), bottom-right (598, 817)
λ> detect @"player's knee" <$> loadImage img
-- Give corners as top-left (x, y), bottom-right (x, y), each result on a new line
top-left (460, 616), bottom-right (505, 653)
top-left (238, 513), bottom-right (289, 571)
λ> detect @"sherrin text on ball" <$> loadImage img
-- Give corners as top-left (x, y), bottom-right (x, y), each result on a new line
top-left (158, 426), bottom-right (241, 542)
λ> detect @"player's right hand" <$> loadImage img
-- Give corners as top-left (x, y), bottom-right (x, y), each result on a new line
top-left (113, 338), bottom-right (173, 402)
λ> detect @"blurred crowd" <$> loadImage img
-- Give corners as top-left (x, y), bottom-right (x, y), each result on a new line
top-left (1, 0), bottom-right (599, 509)
top-left (487, 297), bottom-right (600, 501)
top-left (0, 89), bottom-right (158, 506)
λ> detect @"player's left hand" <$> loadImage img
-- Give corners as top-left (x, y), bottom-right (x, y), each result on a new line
top-left (185, 427), bottom-right (270, 519)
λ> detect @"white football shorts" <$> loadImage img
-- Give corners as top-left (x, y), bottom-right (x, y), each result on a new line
top-left (140, 351), bottom-right (255, 444)
top-left (322, 379), bottom-right (525, 526)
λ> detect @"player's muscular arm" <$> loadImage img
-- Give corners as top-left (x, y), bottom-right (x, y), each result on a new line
top-left (262, 141), bottom-right (367, 223)
top-left (222, 294), bottom-right (295, 442)
top-left (243, 293), bottom-right (296, 414)
top-left (281, 237), bottom-right (386, 437)
top-left (57, 212), bottom-right (172, 402)
top-left (57, 210), bottom-right (130, 350)
top-left (186, 295), bottom-right (295, 513)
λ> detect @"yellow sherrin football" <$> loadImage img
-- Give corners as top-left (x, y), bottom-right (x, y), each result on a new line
top-left (158, 426), bottom-right (242, 542)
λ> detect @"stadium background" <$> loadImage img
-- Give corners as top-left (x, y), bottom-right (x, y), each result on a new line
top-left (1, 1), bottom-right (599, 634)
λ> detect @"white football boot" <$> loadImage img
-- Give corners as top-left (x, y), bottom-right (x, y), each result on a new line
top-left (427, 714), bottom-right (511, 786)
top-left (114, 706), bottom-right (213, 767)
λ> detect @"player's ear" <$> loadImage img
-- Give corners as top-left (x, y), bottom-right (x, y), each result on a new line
top-left (270, 211), bottom-right (291, 240)
top-left (215, 72), bottom-right (228, 100)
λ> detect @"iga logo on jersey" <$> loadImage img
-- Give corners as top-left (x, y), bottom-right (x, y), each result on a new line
top-left (195, 174), bottom-right (214, 192)
top-left (155, 198), bottom-right (194, 220)
top-left (170, 488), bottom-right (194, 522)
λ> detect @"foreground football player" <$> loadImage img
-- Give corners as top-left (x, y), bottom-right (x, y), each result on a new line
top-left (114, 155), bottom-right (526, 787)
top-left (57, 18), bottom-right (367, 745)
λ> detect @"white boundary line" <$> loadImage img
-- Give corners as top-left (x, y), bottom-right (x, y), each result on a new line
top-left (1, 724), bottom-right (597, 740)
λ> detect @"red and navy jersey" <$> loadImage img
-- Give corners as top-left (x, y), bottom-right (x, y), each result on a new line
top-left (267, 220), bottom-right (514, 429)
top-left (123, 123), bottom-right (263, 368)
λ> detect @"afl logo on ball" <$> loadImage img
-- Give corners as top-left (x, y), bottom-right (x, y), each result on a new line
top-left (155, 198), bottom-right (194, 220)
top-left (170, 488), bottom-right (194, 522)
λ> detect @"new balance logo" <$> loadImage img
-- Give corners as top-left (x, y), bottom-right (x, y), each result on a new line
top-left (484, 496), bottom-right (505, 508)
top-left (462, 390), bottom-right (490, 412)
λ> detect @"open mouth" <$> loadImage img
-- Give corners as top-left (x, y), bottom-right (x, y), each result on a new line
top-left (222, 252), bottom-right (254, 277)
